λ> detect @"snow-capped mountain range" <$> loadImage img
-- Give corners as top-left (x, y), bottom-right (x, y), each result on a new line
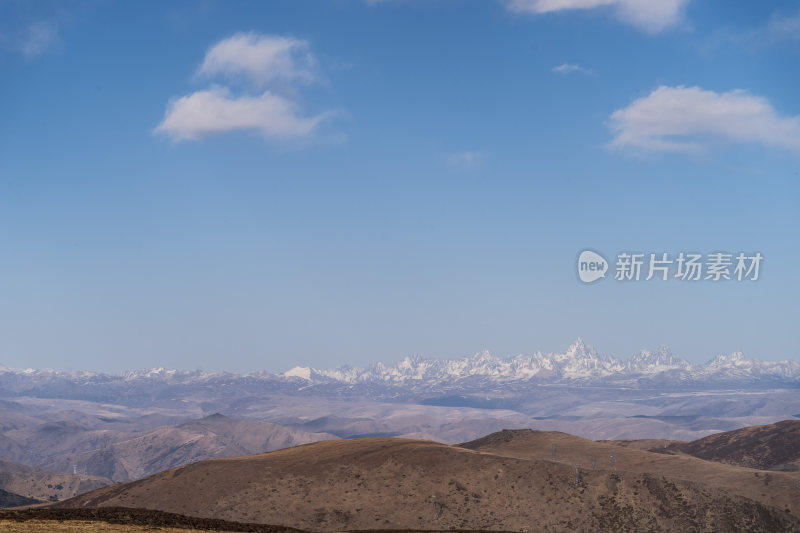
top-left (280, 338), bottom-right (800, 386)
top-left (0, 339), bottom-right (798, 403)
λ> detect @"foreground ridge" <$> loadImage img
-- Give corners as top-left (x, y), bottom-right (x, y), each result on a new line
top-left (51, 434), bottom-right (800, 532)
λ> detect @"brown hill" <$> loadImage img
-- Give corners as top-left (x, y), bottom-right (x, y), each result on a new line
top-left (666, 419), bottom-right (800, 471)
top-left (57, 436), bottom-right (799, 532)
top-left (0, 460), bottom-right (110, 502)
top-left (459, 428), bottom-right (800, 515)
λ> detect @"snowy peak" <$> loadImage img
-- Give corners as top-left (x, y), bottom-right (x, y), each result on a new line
top-left (561, 337), bottom-right (597, 361)
top-left (554, 338), bottom-right (620, 377)
top-left (628, 345), bottom-right (689, 373)
top-left (699, 351), bottom-right (800, 380)
top-left (283, 366), bottom-right (313, 380)
top-left (708, 351), bottom-right (749, 367)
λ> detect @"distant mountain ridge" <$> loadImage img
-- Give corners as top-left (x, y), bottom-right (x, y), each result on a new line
top-left (0, 339), bottom-right (798, 403)
top-left (281, 338), bottom-right (800, 387)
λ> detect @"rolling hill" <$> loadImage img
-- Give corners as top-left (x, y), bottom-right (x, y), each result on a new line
top-left (56, 433), bottom-right (800, 532)
top-left (459, 428), bottom-right (800, 515)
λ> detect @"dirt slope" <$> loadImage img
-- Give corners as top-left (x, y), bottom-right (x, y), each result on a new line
top-left (57, 437), bottom-right (798, 532)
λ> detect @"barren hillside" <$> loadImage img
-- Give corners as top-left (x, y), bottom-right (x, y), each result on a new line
top-left (57, 436), bottom-right (799, 532)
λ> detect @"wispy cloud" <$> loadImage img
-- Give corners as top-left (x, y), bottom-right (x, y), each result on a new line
top-left (156, 33), bottom-right (335, 142)
top-left (741, 11), bottom-right (800, 48)
top-left (446, 151), bottom-right (489, 168)
top-left (20, 21), bottom-right (58, 59)
top-left (763, 11), bottom-right (800, 42)
top-left (506, 0), bottom-right (690, 33)
top-left (551, 63), bottom-right (593, 75)
top-left (609, 85), bottom-right (800, 153)
top-left (702, 9), bottom-right (800, 56)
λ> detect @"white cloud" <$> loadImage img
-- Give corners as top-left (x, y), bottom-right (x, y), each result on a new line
top-left (198, 33), bottom-right (316, 87)
top-left (551, 63), bottom-right (593, 75)
top-left (446, 151), bottom-right (489, 167)
top-left (21, 21), bottom-right (58, 59)
top-left (609, 85), bottom-right (800, 153)
top-left (156, 33), bottom-right (336, 142)
top-left (507, 0), bottom-right (689, 32)
top-left (155, 87), bottom-right (330, 141)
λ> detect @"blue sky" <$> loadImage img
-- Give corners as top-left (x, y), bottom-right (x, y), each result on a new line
top-left (0, 0), bottom-right (798, 373)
